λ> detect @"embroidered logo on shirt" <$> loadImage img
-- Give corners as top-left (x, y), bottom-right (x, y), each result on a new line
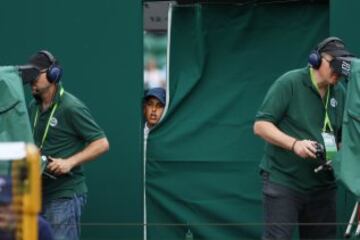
top-left (50, 117), bottom-right (58, 127)
top-left (330, 98), bottom-right (337, 108)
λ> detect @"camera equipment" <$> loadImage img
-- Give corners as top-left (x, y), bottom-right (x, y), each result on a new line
top-left (314, 143), bottom-right (332, 173)
top-left (41, 155), bottom-right (57, 180)
top-left (330, 57), bottom-right (352, 77)
top-left (17, 65), bottom-right (40, 85)
top-left (41, 155), bottom-right (74, 179)
top-left (315, 143), bottom-right (325, 162)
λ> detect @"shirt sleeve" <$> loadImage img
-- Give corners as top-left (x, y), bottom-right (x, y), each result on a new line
top-left (67, 104), bottom-right (106, 143)
top-left (255, 75), bottom-right (292, 124)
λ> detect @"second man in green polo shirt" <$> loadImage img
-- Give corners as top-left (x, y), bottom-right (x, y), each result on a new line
top-left (254, 37), bottom-right (353, 240)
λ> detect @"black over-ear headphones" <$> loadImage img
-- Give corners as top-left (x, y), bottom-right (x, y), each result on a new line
top-left (38, 50), bottom-right (63, 83)
top-left (308, 37), bottom-right (344, 69)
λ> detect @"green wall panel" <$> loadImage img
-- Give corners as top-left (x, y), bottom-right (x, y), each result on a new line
top-left (330, 0), bottom-right (360, 57)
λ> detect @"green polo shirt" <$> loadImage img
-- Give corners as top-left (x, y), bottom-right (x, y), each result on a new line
top-left (256, 67), bottom-right (346, 193)
top-left (29, 84), bottom-right (106, 202)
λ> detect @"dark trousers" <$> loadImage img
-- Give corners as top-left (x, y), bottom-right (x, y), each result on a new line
top-left (262, 173), bottom-right (337, 240)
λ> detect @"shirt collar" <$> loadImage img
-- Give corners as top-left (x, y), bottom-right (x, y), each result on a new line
top-left (303, 66), bottom-right (313, 88)
top-left (52, 83), bottom-right (64, 105)
top-left (305, 67), bottom-right (335, 97)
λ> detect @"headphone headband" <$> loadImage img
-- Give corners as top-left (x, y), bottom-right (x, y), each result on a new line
top-left (38, 50), bottom-right (56, 65)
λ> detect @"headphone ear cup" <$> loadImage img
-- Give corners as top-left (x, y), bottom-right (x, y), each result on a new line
top-left (308, 51), bottom-right (321, 69)
top-left (47, 65), bottom-right (63, 83)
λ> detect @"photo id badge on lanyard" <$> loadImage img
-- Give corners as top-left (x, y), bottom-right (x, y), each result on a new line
top-left (321, 131), bottom-right (337, 161)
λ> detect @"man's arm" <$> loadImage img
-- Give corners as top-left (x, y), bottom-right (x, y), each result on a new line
top-left (253, 120), bottom-right (317, 159)
top-left (47, 137), bottom-right (109, 175)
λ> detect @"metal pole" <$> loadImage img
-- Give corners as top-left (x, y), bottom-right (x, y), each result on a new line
top-left (355, 203), bottom-right (360, 237)
top-left (345, 201), bottom-right (358, 238)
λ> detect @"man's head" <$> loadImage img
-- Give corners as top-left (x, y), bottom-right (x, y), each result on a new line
top-left (27, 50), bottom-right (62, 99)
top-left (144, 88), bottom-right (166, 128)
top-left (309, 37), bottom-right (353, 85)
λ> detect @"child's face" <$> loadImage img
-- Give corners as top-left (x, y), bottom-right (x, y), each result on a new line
top-left (144, 97), bottom-right (165, 127)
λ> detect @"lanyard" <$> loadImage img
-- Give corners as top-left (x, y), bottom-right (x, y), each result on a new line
top-left (310, 68), bottom-right (333, 132)
top-left (33, 87), bottom-right (64, 150)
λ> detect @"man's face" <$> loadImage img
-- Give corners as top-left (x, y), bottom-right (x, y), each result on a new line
top-left (144, 97), bottom-right (165, 127)
top-left (31, 71), bottom-right (51, 98)
top-left (319, 54), bottom-right (341, 85)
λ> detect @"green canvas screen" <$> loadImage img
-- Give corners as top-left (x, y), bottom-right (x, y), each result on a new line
top-left (146, 2), bottom-right (329, 239)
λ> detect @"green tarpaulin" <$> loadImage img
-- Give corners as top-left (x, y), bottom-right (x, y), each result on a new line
top-left (0, 66), bottom-right (32, 143)
top-left (0, 66), bottom-right (33, 175)
top-left (146, 2), bottom-right (328, 239)
top-left (334, 59), bottom-right (360, 198)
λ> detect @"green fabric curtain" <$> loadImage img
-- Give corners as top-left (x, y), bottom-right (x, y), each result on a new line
top-left (0, 66), bottom-right (33, 143)
top-left (146, 2), bottom-right (328, 239)
top-left (0, 66), bottom-right (33, 175)
top-left (334, 59), bottom-right (360, 198)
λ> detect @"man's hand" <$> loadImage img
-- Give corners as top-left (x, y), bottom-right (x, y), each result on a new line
top-left (47, 157), bottom-right (74, 176)
top-left (293, 140), bottom-right (317, 159)
top-left (45, 138), bottom-right (109, 176)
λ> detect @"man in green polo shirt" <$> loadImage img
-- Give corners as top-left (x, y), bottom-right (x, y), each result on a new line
top-left (254, 37), bottom-right (353, 240)
top-left (27, 50), bottom-right (110, 240)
